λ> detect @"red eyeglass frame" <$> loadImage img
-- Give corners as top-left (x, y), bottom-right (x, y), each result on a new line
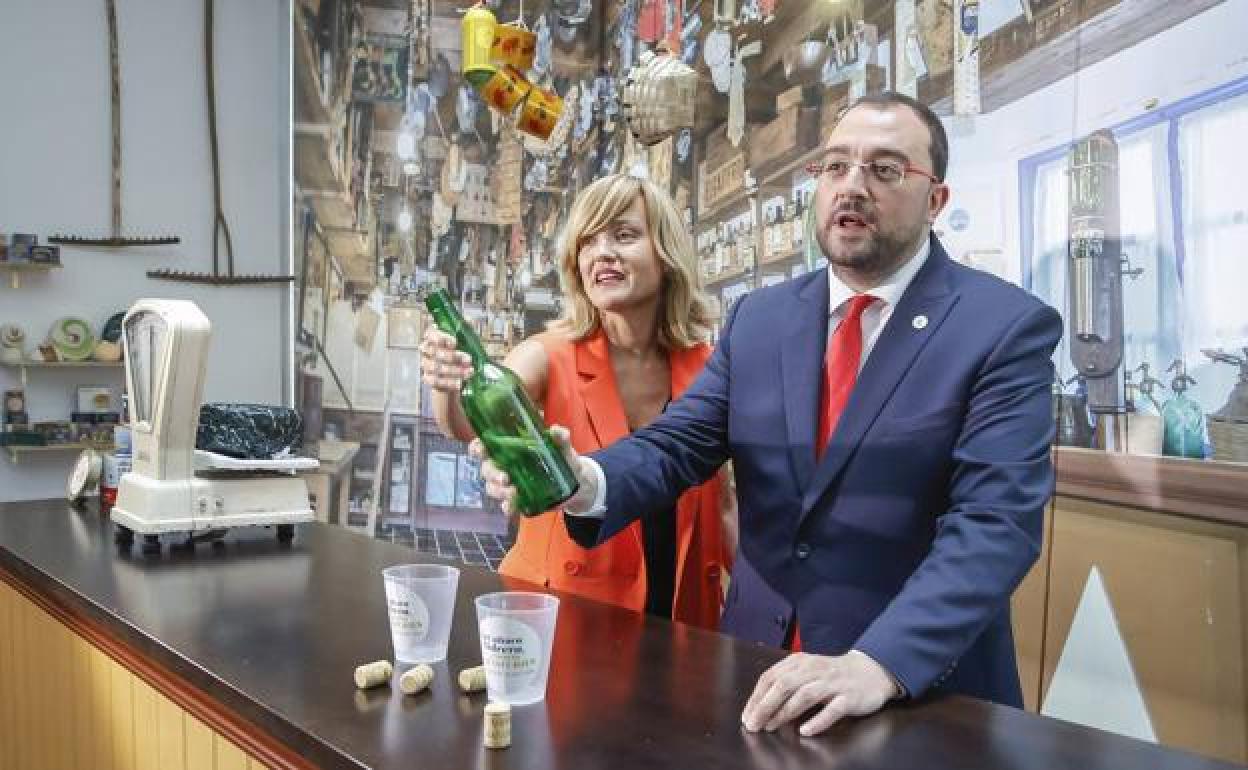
top-left (804, 160), bottom-right (941, 185)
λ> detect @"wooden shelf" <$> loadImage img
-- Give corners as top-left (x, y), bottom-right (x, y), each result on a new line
top-left (704, 265), bottom-right (754, 290)
top-left (2, 360), bottom-right (122, 368)
top-left (1, 359), bottom-right (123, 386)
top-left (758, 248), bottom-right (806, 271)
top-left (1054, 446), bottom-right (1248, 529)
top-left (760, 145), bottom-right (824, 188)
top-left (0, 262), bottom-right (62, 289)
top-left (4, 443), bottom-right (114, 464)
top-left (697, 188), bottom-right (752, 223)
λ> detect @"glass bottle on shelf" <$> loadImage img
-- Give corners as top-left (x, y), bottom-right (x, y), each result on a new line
top-left (424, 288), bottom-right (580, 515)
top-left (1160, 359), bottom-right (1207, 459)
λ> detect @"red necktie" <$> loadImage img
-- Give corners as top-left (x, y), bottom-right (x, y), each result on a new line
top-left (817, 294), bottom-right (877, 459)
top-left (791, 294), bottom-right (875, 654)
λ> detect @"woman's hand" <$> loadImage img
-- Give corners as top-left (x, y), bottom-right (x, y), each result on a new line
top-left (420, 327), bottom-right (473, 394)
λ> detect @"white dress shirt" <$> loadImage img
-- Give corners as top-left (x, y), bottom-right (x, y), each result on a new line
top-left (566, 236), bottom-right (932, 518)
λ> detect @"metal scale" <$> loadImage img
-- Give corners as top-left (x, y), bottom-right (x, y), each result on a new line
top-left (111, 299), bottom-right (317, 552)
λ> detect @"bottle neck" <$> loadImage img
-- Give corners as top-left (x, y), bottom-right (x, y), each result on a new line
top-left (425, 288), bottom-right (490, 368)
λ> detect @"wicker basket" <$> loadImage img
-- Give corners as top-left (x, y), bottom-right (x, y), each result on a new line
top-left (1208, 415), bottom-right (1248, 464)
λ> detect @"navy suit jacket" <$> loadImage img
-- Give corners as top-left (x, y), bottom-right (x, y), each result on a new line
top-left (579, 236), bottom-right (1062, 707)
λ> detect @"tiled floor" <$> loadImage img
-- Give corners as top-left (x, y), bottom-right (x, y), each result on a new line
top-left (375, 524), bottom-right (512, 571)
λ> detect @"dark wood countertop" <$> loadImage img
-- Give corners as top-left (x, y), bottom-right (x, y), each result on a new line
top-left (0, 499), bottom-right (1237, 770)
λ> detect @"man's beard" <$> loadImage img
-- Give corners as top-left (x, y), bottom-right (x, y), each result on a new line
top-left (816, 207), bottom-right (925, 280)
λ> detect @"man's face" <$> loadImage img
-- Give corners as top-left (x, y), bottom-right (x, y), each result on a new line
top-left (813, 106), bottom-right (949, 278)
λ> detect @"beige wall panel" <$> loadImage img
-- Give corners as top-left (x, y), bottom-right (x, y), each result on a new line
top-left (1011, 506), bottom-right (1053, 712)
top-left (1043, 498), bottom-right (1246, 763)
top-left (71, 634), bottom-right (97, 770)
top-left (157, 689), bottom-right (189, 770)
top-left (90, 643), bottom-right (116, 770)
top-left (133, 677), bottom-right (162, 770)
top-left (0, 583), bottom-right (271, 770)
top-left (185, 711), bottom-right (216, 770)
top-left (0, 582), bottom-right (16, 770)
top-left (215, 732), bottom-right (251, 770)
top-left (110, 657), bottom-right (137, 769)
top-left (25, 597), bottom-right (48, 770)
top-left (49, 614), bottom-right (74, 770)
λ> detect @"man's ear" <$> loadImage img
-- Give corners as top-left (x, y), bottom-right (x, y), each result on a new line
top-left (928, 184), bottom-right (951, 223)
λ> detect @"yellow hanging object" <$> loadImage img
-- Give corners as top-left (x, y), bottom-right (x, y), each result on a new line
top-left (516, 86), bottom-right (563, 141)
top-left (491, 21), bottom-right (536, 71)
top-left (480, 65), bottom-right (533, 113)
top-left (461, 5), bottom-right (498, 88)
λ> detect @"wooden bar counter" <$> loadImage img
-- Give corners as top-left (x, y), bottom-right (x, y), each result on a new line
top-left (0, 499), bottom-right (1238, 770)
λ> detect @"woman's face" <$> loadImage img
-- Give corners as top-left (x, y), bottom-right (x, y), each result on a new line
top-left (576, 195), bottom-right (664, 314)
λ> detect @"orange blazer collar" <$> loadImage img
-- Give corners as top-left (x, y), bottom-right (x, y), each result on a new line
top-left (575, 328), bottom-right (711, 448)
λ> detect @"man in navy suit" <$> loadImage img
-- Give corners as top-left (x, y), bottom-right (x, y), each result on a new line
top-left (478, 93), bottom-right (1062, 736)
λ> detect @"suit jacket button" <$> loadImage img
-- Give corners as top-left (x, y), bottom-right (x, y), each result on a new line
top-left (563, 560), bottom-right (583, 576)
top-left (794, 543), bottom-right (812, 560)
top-left (705, 564), bottom-right (721, 580)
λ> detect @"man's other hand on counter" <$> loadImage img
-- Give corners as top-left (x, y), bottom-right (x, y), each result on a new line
top-left (741, 650), bottom-right (901, 736)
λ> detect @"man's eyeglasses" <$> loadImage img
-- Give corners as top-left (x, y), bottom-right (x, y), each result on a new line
top-left (804, 158), bottom-right (940, 187)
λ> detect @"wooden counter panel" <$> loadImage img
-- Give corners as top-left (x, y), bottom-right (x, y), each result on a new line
top-left (0, 579), bottom-right (273, 770)
top-left (1055, 448), bottom-right (1248, 527)
top-left (1036, 498), bottom-right (1248, 763)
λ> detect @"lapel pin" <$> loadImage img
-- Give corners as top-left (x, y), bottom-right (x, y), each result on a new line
top-left (912, 314), bottom-right (929, 330)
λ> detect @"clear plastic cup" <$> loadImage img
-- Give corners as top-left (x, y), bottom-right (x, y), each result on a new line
top-left (382, 564), bottom-right (460, 663)
top-left (474, 591), bottom-right (560, 705)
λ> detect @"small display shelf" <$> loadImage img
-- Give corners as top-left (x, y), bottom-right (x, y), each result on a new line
top-left (0, 262), bottom-right (63, 289)
top-left (1, 359), bottom-right (124, 386)
top-left (4, 442), bottom-right (114, 464)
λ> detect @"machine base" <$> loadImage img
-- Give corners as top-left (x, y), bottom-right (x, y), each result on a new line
top-left (112, 473), bottom-right (315, 538)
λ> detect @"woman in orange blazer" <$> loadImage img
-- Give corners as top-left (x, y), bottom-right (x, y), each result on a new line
top-left (422, 173), bottom-right (735, 629)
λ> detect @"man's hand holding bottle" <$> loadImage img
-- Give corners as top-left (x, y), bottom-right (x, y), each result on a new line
top-left (471, 424), bottom-right (599, 519)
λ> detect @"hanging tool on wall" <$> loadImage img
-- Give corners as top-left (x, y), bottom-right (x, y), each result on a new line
top-left (148, 0), bottom-right (293, 285)
top-left (50, 0), bottom-right (180, 247)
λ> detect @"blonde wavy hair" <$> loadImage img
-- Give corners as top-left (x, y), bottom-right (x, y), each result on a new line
top-left (548, 173), bottom-right (713, 349)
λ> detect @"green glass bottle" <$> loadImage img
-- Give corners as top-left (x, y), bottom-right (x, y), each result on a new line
top-left (424, 288), bottom-right (579, 516)
top-left (1161, 360), bottom-right (1206, 460)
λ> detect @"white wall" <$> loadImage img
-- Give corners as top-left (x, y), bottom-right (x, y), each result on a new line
top-left (0, 0), bottom-right (291, 502)
top-left (938, 0), bottom-right (1248, 284)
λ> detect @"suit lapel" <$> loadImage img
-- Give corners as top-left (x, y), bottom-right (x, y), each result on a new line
top-left (781, 271), bottom-right (830, 493)
top-left (576, 329), bottom-right (631, 449)
top-left (800, 240), bottom-right (960, 522)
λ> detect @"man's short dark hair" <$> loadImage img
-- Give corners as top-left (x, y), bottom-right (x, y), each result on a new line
top-left (834, 92), bottom-right (949, 182)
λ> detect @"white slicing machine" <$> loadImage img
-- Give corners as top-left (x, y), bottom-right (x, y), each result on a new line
top-left (111, 299), bottom-right (318, 550)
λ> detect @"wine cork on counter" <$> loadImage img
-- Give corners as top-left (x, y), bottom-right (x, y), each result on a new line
top-left (458, 664), bottom-right (487, 693)
top-left (354, 660), bottom-right (393, 690)
top-left (484, 701), bottom-right (511, 749)
top-left (399, 663), bottom-right (435, 695)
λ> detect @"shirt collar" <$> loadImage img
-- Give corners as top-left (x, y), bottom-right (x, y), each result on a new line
top-left (827, 235), bottom-right (931, 315)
